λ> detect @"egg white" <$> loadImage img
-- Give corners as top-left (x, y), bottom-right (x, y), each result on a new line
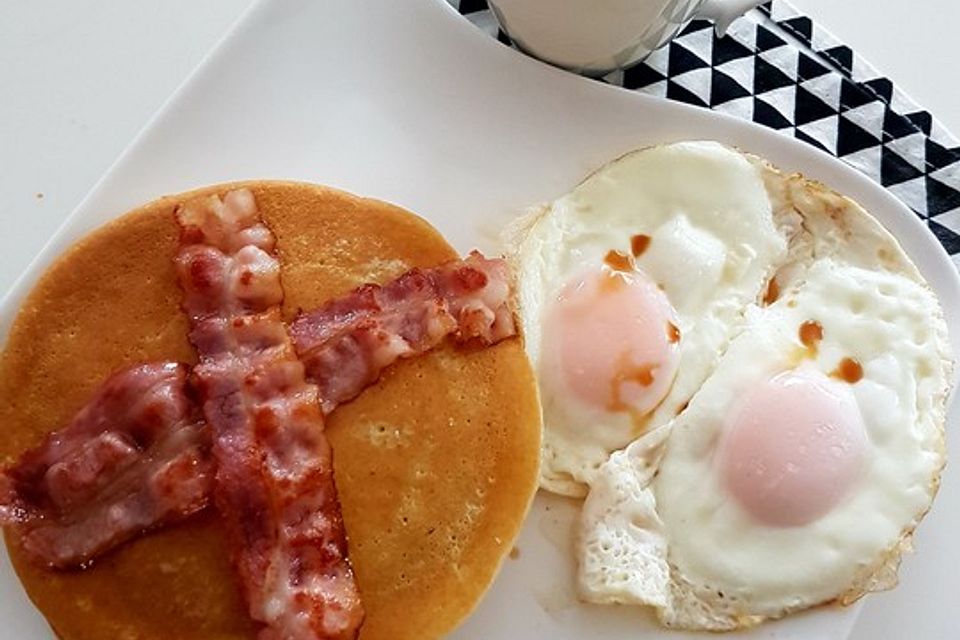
top-left (578, 165), bottom-right (952, 630)
top-left (507, 142), bottom-right (792, 496)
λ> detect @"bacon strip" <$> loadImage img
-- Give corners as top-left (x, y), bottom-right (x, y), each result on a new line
top-left (290, 251), bottom-right (515, 413)
top-left (0, 251), bottom-right (516, 572)
top-left (175, 189), bottom-right (363, 640)
top-left (0, 362), bottom-right (211, 568)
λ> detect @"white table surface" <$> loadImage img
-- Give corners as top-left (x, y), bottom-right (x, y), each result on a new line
top-left (0, 1), bottom-right (956, 639)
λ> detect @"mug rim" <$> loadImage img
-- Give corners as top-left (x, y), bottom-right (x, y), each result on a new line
top-left (484, 0), bottom-right (707, 75)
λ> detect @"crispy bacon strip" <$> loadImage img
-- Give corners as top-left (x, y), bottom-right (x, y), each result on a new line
top-left (290, 251), bottom-right (515, 413)
top-left (0, 362), bottom-right (211, 568)
top-left (175, 189), bottom-right (363, 640)
top-left (0, 251), bottom-right (516, 568)
top-left (0, 252), bottom-right (516, 571)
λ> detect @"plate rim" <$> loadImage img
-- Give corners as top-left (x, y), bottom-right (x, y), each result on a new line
top-left (0, 1), bottom-right (956, 639)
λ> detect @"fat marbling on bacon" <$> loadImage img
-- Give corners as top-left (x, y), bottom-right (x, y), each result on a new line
top-left (174, 189), bottom-right (363, 640)
top-left (0, 362), bottom-right (211, 568)
top-left (0, 251), bottom-right (517, 572)
top-left (290, 251), bottom-right (515, 413)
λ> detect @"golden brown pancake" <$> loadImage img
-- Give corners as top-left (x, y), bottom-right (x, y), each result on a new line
top-left (0, 181), bottom-right (542, 640)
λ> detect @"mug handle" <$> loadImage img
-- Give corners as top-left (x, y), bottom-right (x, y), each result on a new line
top-left (696, 0), bottom-right (766, 36)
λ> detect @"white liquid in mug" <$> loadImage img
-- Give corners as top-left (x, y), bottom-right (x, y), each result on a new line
top-left (487, 0), bottom-right (704, 74)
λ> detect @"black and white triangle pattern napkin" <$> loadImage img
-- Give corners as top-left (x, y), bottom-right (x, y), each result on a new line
top-left (449, 0), bottom-right (960, 266)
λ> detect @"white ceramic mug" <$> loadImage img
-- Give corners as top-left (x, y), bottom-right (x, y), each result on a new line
top-left (486, 0), bottom-right (764, 75)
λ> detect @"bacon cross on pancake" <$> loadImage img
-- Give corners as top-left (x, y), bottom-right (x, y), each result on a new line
top-left (0, 252), bottom-right (516, 573)
top-left (174, 189), bottom-right (363, 640)
top-left (0, 362), bottom-right (211, 568)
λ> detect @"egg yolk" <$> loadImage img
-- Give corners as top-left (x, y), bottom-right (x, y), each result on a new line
top-left (545, 265), bottom-right (680, 417)
top-left (718, 368), bottom-right (868, 527)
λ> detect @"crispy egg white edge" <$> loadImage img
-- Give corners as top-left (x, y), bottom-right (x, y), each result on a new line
top-left (503, 202), bottom-right (578, 493)
top-left (764, 160), bottom-right (953, 604)
top-left (577, 151), bottom-right (954, 631)
top-left (503, 142), bottom-right (793, 497)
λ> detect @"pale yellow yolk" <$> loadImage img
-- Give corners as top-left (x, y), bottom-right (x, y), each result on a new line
top-left (544, 265), bottom-right (680, 418)
top-left (718, 368), bottom-right (868, 527)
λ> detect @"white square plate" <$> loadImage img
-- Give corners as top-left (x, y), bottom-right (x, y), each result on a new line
top-left (2, 1), bottom-right (958, 638)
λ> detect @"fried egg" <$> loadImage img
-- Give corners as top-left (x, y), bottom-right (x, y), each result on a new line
top-left (578, 163), bottom-right (952, 629)
top-left (506, 142), bottom-right (792, 496)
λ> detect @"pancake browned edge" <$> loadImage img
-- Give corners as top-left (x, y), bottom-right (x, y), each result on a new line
top-left (0, 181), bottom-right (543, 640)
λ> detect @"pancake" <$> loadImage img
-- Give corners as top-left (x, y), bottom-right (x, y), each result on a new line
top-left (0, 181), bottom-right (542, 640)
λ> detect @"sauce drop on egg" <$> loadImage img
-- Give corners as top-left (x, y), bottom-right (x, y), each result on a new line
top-left (667, 322), bottom-right (680, 344)
top-left (798, 320), bottom-right (823, 352)
top-left (762, 278), bottom-right (780, 305)
top-left (630, 234), bottom-right (651, 257)
top-left (609, 360), bottom-right (656, 411)
top-left (603, 249), bottom-right (634, 272)
top-left (717, 368), bottom-right (867, 527)
top-left (544, 264), bottom-right (680, 419)
top-left (831, 357), bottom-right (864, 384)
